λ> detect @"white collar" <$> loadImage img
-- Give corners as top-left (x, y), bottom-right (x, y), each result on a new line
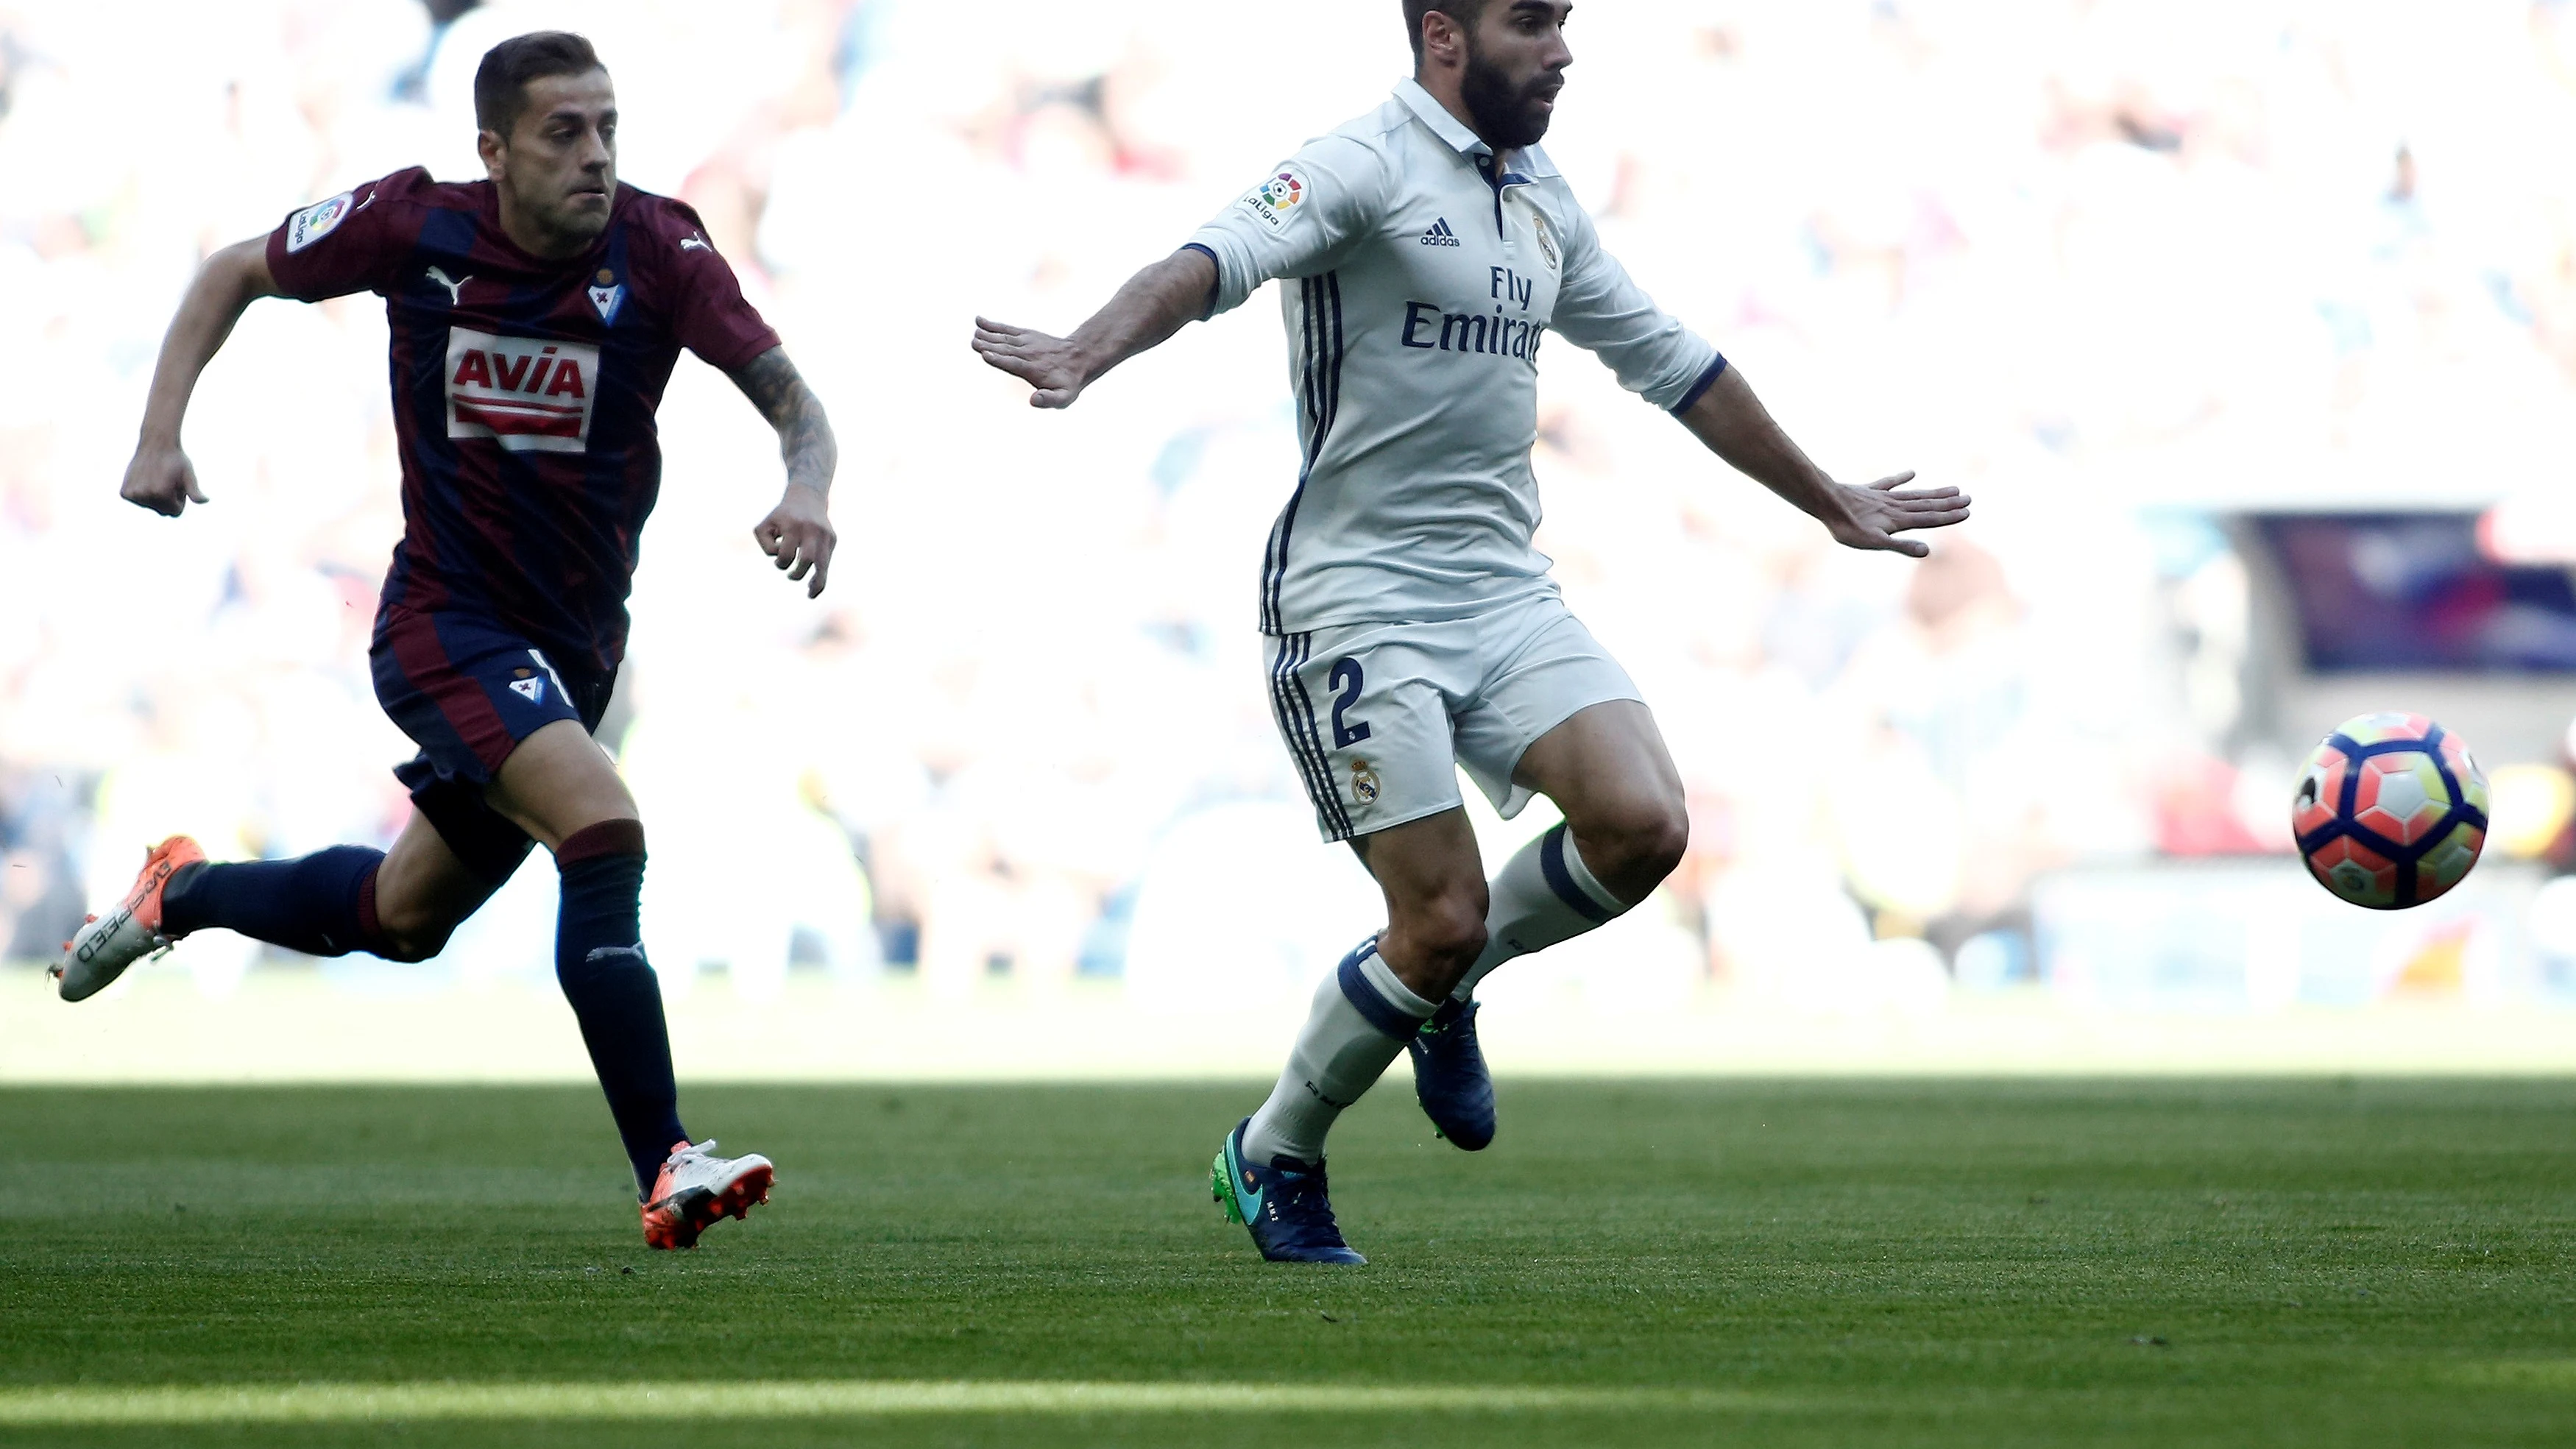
top-left (1393, 77), bottom-right (1559, 180)
top-left (1396, 77), bottom-right (1487, 156)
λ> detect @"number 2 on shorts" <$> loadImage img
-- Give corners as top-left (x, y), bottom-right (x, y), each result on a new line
top-left (1328, 656), bottom-right (1372, 748)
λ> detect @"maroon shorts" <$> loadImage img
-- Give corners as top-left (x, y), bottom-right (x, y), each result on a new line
top-left (369, 603), bottom-right (616, 884)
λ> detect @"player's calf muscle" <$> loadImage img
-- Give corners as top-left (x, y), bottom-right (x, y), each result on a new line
top-left (1350, 820), bottom-right (1489, 995)
top-left (365, 821), bottom-right (492, 961)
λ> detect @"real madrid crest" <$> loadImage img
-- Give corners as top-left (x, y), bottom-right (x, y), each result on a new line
top-left (1349, 758), bottom-right (1381, 805)
top-left (1531, 212), bottom-right (1560, 273)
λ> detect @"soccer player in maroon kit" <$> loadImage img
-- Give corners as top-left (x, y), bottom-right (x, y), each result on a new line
top-left (55, 33), bottom-right (834, 1250)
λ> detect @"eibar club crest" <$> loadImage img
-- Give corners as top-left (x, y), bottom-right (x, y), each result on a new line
top-left (1349, 757), bottom-right (1381, 805)
top-left (509, 676), bottom-right (547, 705)
top-left (589, 269), bottom-right (625, 325)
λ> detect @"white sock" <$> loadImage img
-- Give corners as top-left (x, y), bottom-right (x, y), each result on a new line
top-left (1242, 940), bottom-right (1437, 1166)
top-left (1452, 823), bottom-right (1628, 1002)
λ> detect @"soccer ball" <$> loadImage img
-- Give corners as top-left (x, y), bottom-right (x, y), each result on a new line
top-left (2290, 712), bottom-right (2488, 910)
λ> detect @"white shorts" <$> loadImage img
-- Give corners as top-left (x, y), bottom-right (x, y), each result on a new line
top-left (1264, 592), bottom-right (1643, 843)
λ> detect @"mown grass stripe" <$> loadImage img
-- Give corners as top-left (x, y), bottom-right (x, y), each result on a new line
top-left (2450, 1361), bottom-right (2576, 1390)
top-left (0, 1381), bottom-right (1780, 1425)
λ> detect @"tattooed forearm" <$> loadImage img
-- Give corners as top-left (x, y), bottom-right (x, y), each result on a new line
top-left (729, 347), bottom-right (837, 496)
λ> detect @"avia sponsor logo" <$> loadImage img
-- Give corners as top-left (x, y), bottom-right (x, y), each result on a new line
top-left (1419, 217), bottom-right (1461, 247)
top-left (445, 327), bottom-right (600, 453)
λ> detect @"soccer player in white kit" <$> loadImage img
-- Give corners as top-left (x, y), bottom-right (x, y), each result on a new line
top-left (974, 0), bottom-right (1970, 1262)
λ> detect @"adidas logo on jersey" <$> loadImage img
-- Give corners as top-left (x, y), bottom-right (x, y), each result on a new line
top-left (1419, 217), bottom-right (1462, 247)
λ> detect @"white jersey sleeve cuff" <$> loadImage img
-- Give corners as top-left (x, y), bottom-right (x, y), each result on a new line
top-left (1183, 228), bottom-right (1264, 317)
top-left (1656, 346), bottom-right (1730, 414)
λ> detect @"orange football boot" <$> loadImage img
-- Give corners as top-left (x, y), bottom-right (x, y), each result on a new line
top-left (53, 835), bottom-right (207, 1002)
top-left (640, 1139), bottom-right (775, 1250)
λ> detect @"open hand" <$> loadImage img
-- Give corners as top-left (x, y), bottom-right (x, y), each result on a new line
top-left (754, 484), bottom-right (835, 598)
top-left (1825, 472), bottom-right (1971, 557)
top-left (121, 443), bottom-right (208, 517)
top-left (971, 317), bottom-right (1089, 409)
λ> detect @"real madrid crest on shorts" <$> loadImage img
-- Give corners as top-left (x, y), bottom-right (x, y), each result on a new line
top-left (1349, 757), bottom-right (1381, 805)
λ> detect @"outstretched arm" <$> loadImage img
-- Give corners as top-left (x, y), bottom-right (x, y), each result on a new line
top-left (726, 346), bottom-right (839, 598)
top-left (1677, 366), bottom-right (1970, 557)
top-left (972, 247), bottom-right (1217, 409)
top-left (124, 237), bottom-right (284, 517)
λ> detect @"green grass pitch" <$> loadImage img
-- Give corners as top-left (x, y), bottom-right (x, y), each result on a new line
top-left (4, 1077), bottom-right (2574, 1447)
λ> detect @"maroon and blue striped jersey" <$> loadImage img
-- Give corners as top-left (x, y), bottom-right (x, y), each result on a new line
top-left (266, 168), bottom-right (781, 673)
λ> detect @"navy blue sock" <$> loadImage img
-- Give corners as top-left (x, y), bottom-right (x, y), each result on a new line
top-left (553, 819), bottom-right (686, 1197)
top-left (159, 846), bottom-right (388, 958)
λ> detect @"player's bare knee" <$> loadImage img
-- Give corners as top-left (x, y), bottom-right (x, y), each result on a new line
top-left (1630, 798), bottom-right (1691, 885)
top-left (369, 885), bottom-right (466, 963)
top-left (1580, 796), bottom-right (1689, 897)
top-left (1407, 888), bottom-right (1490, 970)
top-left (373, 913), bottom-right (454, 964)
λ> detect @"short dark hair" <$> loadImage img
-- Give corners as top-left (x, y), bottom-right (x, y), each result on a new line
top-left (1402, 0), bottom-right (1492, 65)
top-left (473, 31), bottom-right (605, 136)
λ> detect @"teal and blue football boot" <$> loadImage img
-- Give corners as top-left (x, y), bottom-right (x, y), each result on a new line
top-left (1407, 996), bottom-right (1495, 1149)
top-left (1211, 1118), bottom-right (1365, 1264)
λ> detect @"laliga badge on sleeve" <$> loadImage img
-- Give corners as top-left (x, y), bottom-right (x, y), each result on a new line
top-left (1240, 166), bottom-right (1306, 233)
top-left (285, 191), bottom-right (355, 252)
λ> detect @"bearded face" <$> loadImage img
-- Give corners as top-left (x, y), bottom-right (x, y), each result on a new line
top-left (1457, 18), bottom-right (1565, 150)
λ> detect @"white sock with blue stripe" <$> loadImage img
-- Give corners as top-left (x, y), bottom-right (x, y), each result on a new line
top-left (1451, 823), bottom-right (1628, 1002)
top-left (1242, 941), bottom-right (1436, 1167)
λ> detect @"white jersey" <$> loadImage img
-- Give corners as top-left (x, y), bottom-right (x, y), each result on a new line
top-left (1187, 79), bottom-right (1724, 636)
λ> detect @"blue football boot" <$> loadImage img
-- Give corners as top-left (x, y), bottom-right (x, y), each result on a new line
top-left (1406, 996), bottom-right (1496, 1150)
top-left (1211, 1119), bottom-right (1365, 1264)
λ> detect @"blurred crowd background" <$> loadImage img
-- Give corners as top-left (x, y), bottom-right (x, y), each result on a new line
top-left (7, 0), bottom-right (2576, 1023)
